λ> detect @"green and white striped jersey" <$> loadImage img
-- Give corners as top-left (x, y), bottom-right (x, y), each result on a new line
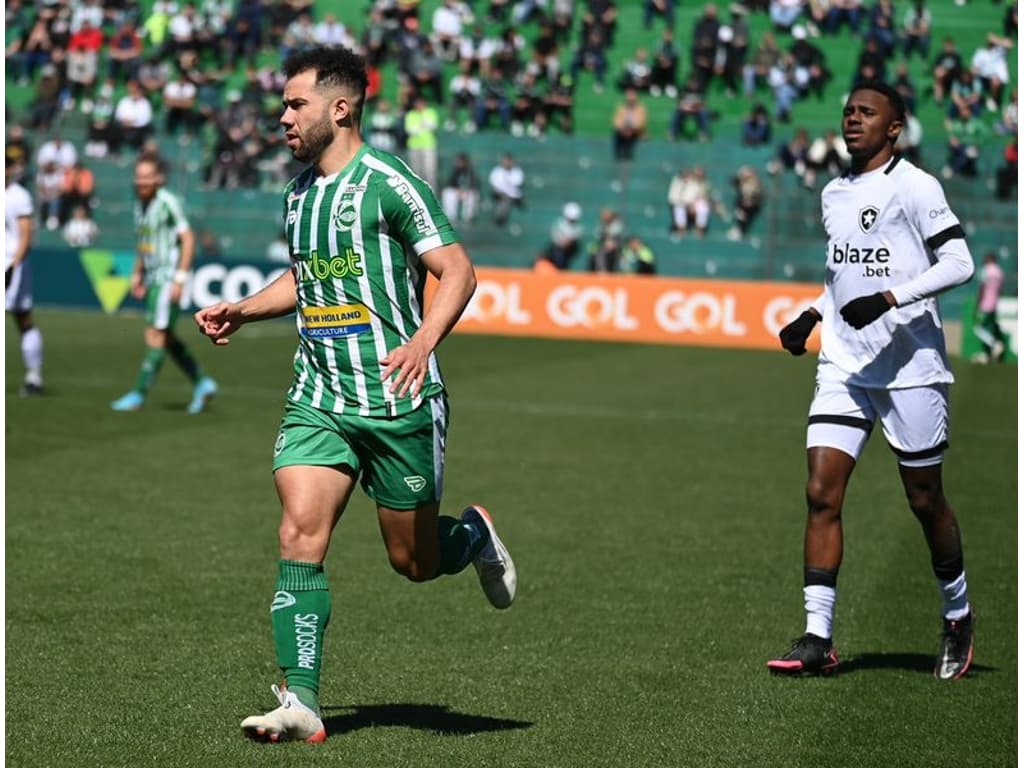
top-left (135, 188), bottom-right (190, 285)
top-left (283, 145), bottom-right (458, 417)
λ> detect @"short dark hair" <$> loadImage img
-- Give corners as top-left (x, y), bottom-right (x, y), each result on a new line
top-left (282, 46), bottom-right (369, 122)
top-left (850, 81), bottom-right (906, 123)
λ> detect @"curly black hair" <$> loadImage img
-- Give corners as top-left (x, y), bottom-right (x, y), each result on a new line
top-left (849, 80), bottom-right (907, 123)
top-left (282, 46), bottom-right (369, 122)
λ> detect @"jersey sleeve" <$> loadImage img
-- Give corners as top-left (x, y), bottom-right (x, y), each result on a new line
top-left (164, 192), bottom-right (191, 235)
top-left (902, 171), bottom-right (963, 248)
top-left (9, 186), bottom-right (33, 218)
top-left (378, 167), bottom-right (457, 256)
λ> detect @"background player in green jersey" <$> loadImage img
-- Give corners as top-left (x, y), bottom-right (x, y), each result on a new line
top-left (194, 46), bottom-right (517, 744)
top-left (111, 156), bottom-right (217, 413)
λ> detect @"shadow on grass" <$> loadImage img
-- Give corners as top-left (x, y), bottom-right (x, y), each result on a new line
top-left (321, 703), bottom-right (533, 737)
top-left (842, 652), bottom-right (995, 675)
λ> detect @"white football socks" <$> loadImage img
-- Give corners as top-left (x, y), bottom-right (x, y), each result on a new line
top-left (22, 326), bottom-right (43, 385)
top-left (804, 585), bottom-right (836, 640)
top-left (938, 571), bottom-right (970, 621)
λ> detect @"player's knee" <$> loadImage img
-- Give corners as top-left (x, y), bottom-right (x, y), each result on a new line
top-left (805, 478), bottom-right (842, 519)
top-left (386, 544), bottom-right (438, 582)
top-left (904, 482), bottom-right (944, 520)
top-left (277, 516), bottom-right (327, 560)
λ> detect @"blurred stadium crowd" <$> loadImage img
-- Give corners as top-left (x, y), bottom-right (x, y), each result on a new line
top-left (4, 0), bottom-right (1018, 274)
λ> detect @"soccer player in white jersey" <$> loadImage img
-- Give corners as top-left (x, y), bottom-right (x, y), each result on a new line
top-left (767, 82), bottom-right (977, 681)
top-left (194, 46), bottom-right (517, 743)
top-left (6, 155), bottom-right (45, 396)
top-left (110, 157), bottom-right (217, 414)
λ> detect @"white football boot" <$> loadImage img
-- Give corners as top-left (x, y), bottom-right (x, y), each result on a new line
top-left (240, 684), bottom-right (327, 743)
top-left (462, 505), bottom-right (517, 609)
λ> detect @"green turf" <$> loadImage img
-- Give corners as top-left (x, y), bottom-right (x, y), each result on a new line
top-left (5, 309), bottom-right (1018, 767)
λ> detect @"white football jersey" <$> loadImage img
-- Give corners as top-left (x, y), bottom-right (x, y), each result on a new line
top-left (5, 182), bottom-right (34, 269)
top-left (818, 157), bottom-right (964, 388)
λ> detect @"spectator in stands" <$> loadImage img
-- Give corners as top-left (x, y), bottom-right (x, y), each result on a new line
top-left (137, 55), bottom-right (172, 96)
top-left (20, 10), bottom-right (56, 85)
top-left (6, 126), bottom-right (32, 173)
top-left (931, 37), bottom-right (963, 104)
top-left (226, 0), bottom-right (263, 71)
top-left (62, 204), bottom-right (99, 248)
top-left (5, 0), bottom-right (29, 85)
top-left (441, 152), bottom-right (481, 224)
top-left (669, 77), bottom-right (711, 142)
top-left (492, 26), bottom-right (525, 82)
top-left (767, 127), bottom-right (811, 184)
top-left (994, 138), bottom-right (1017, 200)
top-left (314, 13), bottom-right (353, 48)
top-left (824, 0), bottom-right (863, 36)
top-left (895, 107), bottom-right (924, 165)
top-left (720, 5), bottom-right (751, 98)
top-left (970, 33), bottom-right (1013, 112)
top-left (650, 28), bottom-right (680, 98)
top-left (367, 99), bottom-right (401, 153)
top-left (582, 0), bottom-right (619, 49)
top-left (280, 12), bottom-right (317, 61)
top-left (901, 0), bottom-right (931, 60)
top-left (790, 24), bottom-right (830, 101)
top-left (690, 4), bottom-right (720, 92)
top-left (892, 62), bottom-right (918, 116)
top-left (770, 0), bottom-right (803, 32)
top-left (113, 79), bottom-right (154, 155)
top-left (107, 21), bottom-right (143, 84)
top-left (84, 80), bottom-right (115, 157)
top-left (528, 18), bottom-right (562, 84)
top-left (488, 152), bottom-right (525, 227)
top-left (853, 37), bottom-right (887, 87)
top-left (741, 103), bottom-right (773, 146)
top-left (614, 48), bottom-right (651, 95)
top-left (587, 206), bottom-right (624, 273)
top-left (552, 0), bottom-right (575, 42)
top-left (66, 18), bottom-right (102, 112)
top-left (167, 3), bottom-right (199, 59)
top-left (767, 55), bottom-right (800, 123)
top-left (36, 158), bottom-right (64, 231)
top-left (409, 39), bottom-right (446, 104)
top-left (621, 235), bottom-right (656, 274)
top-left (865, 0), bottom-right (896, 58)
top-left (163, 68), bottom-right (202, 138)
top-left (510, 71), bottom-right (545, 137)
top-left (571, 28), bottom-right (609, 92)
top-left (643, 0), bottom-right (676, 30)
top-left (29, 64), bottom-right (63, 131)
top-left (948, 68), bottom-right (983, 119)
top-left (58, 159), bottom-right (94, 225)
top-left (432, 0), bottom-right (471, 62)
top-left (447, 60), bottom-right (481, 131)
top-left (743, 30), bottom-right (782, 96)
top-left (943, 103), bottom-right (986, 179)
top-left (538, 201), bottom-right (583, 270)
top-left (458, 24), bottom-right (499, 75)
top-left (668, 166), bottom-right (712, 239)
top-left (612, 87), bottom-right (648, 163)
top-left (727, 165), bottom-right (764, 241)
top-left (543, 70), bottom-right (576, 134)
top-left (805, 128), bottom-right (849, 186)
top-left (403, 94), bottom-right (440, 191)
top-left (37, 134), bottom-right (77, 172)
top-left (474, 68), bottom-right (512, 131)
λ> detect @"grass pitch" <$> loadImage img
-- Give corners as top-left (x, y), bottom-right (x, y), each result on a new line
top-left (5, 309), bottom-right (1017, 767)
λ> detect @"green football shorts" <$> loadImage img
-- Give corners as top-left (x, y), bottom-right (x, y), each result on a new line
top-left (144, 282), bottom-right (181, 330)
top-left (272, 396), bottom-right (449, 510)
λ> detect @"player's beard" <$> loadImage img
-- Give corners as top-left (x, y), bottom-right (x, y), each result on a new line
top-left (292, 109), bottom-right (334, 163)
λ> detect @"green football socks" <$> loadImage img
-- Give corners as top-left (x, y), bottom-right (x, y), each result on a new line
top-left (271, 560), bottom-right (331, 712)
top-left (133, 347), bottom-right (165, 394)
top-left (166, 334), bottom-right (202, 383)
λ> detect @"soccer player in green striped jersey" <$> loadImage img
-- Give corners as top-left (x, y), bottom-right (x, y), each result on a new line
top-left (110, 156), bottom-right (218, 413)
top-left (194, 46), bottom-right (517, 744)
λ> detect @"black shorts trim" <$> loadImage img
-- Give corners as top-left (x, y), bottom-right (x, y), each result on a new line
top-left (808, 414), bottom-right (874, 432)
top-left (889, 441), bottom-right (949, 461)
top-left (926, 225), bottom-right (966, 250)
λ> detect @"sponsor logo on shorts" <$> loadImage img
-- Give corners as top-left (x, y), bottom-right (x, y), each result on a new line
top-left (274, 431), bottom-right (287, 457)
top-left (271, 590), bottom-right (296, 612)
top-left (404, 475), bottom-right (427, 492)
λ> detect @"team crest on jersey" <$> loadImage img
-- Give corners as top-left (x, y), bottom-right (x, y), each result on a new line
top-left (333, 201), bottom-right (358, 231)
top-left (859, 206), bottom-right (879, 233)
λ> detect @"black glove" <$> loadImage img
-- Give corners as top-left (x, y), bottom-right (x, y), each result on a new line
top-left (779, 310), bottom-right (819, 356)
top-left (4, 267), bottom-right (11, 289)
top-left (840, 292), bottom-right (891, 330)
